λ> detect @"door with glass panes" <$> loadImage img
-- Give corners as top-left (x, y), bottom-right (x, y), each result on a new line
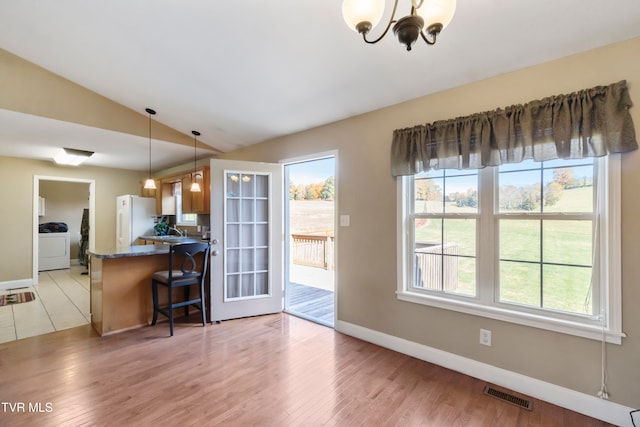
top-left (210, 159), bottom-right (283, 321)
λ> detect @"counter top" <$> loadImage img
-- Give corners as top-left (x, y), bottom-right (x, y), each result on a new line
top-left (89, 244), bottom-right (171, 259)
top-left (139, 235), bottom-right (201, 244)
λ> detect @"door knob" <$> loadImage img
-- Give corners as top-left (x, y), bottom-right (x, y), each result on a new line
top-left (212, 250), bottom-right (219, 256)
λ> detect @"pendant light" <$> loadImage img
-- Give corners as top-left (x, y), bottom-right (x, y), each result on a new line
top-left (190, 130), bottom-right (202, 192)
top-left (143, 108), bottom-right (157, 190)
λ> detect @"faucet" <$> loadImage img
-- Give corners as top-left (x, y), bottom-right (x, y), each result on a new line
top-left (168, 226), bottom-right (183, 236)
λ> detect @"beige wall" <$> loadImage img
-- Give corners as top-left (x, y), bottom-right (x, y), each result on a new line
top-left (0, 156), bottom-right (147, 281)
top-left (219, 37), bottom-right (640, 407)
top-left (39, 180), bottom-right (90, 261)
top-left (0, 48), bottom-right (211, 150)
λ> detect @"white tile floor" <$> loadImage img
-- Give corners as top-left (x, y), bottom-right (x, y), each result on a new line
top-left (0, 265), bottom-right (90, 344)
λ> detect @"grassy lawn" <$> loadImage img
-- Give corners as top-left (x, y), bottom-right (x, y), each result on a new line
top-left (414, 187), bottom-right (594, 315)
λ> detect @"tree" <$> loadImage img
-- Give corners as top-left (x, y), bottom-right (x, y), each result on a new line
top-left (289, 182), bottom-right (305, 200)
top-left (544, 181), bottom-right (564, 206)
top-left (415, 179), bottom-right (442, 201)
top-left (553, 168), bottom-right (574, 188)
top-left (306, 183), bottom-right (323, 200)
top-left (455, 189), bottom-right (478, 208)
top-left (320, 176), bottom-right (334, 200)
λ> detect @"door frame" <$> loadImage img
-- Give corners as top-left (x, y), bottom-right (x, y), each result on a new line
top-left (33, 175), bottom-right (96, 284)
top-left (280, 150), bottom-right (338, 327)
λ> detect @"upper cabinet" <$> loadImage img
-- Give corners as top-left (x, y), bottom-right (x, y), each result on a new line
top-left (144, 166), bottom-right (210, 215)
top-left (182, 167), bottom-right (210, 214)
top-left (141, 180), bottom-right (162, 214)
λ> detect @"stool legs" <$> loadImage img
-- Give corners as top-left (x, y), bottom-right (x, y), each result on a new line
top-left (151, 279), bottom-right (159, 326)
top-left (199, 281), bottom-right (206, 326)
top-left (167, 284), bottom-right (174, 337)
top-left (151, 280), bottom-right (205, 336)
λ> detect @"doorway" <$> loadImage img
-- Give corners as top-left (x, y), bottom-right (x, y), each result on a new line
top-left (0, 176), bottom-right (97, 343)
top-left (284, 155), bottom-right (336, 327)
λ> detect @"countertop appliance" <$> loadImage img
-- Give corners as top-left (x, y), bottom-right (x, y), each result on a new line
top-left (116, 195), bottom-right (156, 247)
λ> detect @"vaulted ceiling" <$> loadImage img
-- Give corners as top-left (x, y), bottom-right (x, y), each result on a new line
top-left (1, 1), bottom-right (640, 170)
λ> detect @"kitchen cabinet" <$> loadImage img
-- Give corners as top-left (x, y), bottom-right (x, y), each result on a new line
top-left (145, 166), bottom-right (210, 215)
top-left (182, 167), bottom-right (210, 214)
top-left (160, 181), bottom-right (176, 215)
top-left (141, 180), bottom-right (162, 214)
top-left (38, 196), bottom-right (45, 216)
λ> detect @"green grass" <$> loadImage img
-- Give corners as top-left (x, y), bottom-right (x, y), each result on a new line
top-left (414, 187), bottom-right (594, 315)
top-left (544, 186), bottom-right (593, 213)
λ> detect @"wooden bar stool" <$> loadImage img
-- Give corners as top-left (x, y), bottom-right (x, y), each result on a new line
top-left (151, 242), bottom-right (211, 336)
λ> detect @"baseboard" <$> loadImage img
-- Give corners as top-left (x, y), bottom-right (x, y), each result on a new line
top-left (335, 320), bottom-right (635, 427)
top-left (0, 278), bottom-right (34, 290)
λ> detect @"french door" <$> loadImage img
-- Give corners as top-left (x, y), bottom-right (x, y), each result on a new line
top-left (210, 159), bottom-right (284, 321)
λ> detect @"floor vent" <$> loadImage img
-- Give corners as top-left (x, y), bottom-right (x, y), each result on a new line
top-left (483, 385), bottom-right (533, 411)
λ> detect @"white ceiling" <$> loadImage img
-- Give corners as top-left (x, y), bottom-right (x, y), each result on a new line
top-left (1, 1), bottom-right (640, 171)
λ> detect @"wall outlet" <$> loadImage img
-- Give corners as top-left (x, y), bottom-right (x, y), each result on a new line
top-left (480, 329), bottom-right (492, 346)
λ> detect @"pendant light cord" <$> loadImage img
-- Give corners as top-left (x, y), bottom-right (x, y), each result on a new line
top-left (145, 108), bottom-right (156, 178)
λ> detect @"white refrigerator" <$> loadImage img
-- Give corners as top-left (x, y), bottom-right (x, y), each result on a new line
top-left (116, 195), bottom-right (156, 246)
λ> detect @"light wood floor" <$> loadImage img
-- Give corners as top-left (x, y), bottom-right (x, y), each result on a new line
top-left (0, 313), bottom-right (611, 426)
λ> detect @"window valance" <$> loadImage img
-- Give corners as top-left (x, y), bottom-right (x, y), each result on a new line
top-left (391, 80), bottom-right (638, 176)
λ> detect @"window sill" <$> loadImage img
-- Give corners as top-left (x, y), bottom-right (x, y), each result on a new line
top-left (396, 290), bottom-right (625, 344)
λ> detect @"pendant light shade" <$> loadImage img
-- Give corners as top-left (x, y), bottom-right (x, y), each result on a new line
top-left (190, 130), bottom-right (202, 193)
top-left (143, 108), bottom-right (157, 190)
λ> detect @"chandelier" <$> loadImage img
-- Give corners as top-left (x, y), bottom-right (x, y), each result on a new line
top-left (342, 0), bottom-right (456, 51)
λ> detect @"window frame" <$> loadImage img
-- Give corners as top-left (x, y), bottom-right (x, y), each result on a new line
top-left (396, 155), bottom-right (624, 344)
top-left (173, 181), bottom-right (198, 226)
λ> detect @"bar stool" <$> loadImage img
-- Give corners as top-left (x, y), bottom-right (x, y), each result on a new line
top-left (151, 242), bottom-right (211, 336)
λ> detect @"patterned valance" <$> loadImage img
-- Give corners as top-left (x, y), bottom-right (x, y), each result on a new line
top-left (391, 80), bottom-right (638, 176)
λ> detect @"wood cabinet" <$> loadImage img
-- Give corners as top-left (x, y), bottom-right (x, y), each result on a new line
top-left (160, 182), bottom-right (176, 215)
top-left (143, 166), bottom-right (210, 215)
top-left (182, 167), bottom-right (210, 214)
top-left (141, 180), bottom-right (163, 214)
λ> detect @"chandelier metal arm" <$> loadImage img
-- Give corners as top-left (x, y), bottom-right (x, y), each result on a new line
top-left (420, 23), bottom-right (443, 45)
top-left (361, 0), bottom-right (400, 44)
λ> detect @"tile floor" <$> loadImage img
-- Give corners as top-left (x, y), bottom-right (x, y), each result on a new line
top-left (0, 265), bottom-right (90, 344)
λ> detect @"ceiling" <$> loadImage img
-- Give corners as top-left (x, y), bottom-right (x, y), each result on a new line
top-left (1, 1), bottom-right (640, 171)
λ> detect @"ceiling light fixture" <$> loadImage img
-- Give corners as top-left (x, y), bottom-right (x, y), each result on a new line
top-left (342, 0), bottom-right (456, 51)
top-left (143, 108), bottom-right (157, 190)
top-left (190, 130), bottom-right (202, 193)
top-left (53, 147), bottom-right (94, 166)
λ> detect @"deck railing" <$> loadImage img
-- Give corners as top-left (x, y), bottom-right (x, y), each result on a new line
top-left (414, 242), bottom-right (459, 291)
top-left (291, 233), bottom-right (335, 270)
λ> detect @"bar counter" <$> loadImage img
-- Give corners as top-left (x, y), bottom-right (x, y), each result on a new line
top-left (89, 245), bottom-right (173, 335)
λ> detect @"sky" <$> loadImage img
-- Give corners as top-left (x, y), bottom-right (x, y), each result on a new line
top-left (287, 157), bottom-right (335, 185)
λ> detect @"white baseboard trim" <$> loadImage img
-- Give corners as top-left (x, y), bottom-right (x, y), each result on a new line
top-left (335, 320), bottom-right (635, 427)
top-left (0, 278), bottom-right (34, 290)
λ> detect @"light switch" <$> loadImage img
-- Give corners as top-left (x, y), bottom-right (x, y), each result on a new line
top-left (340, 215), bottom-right (350, 227)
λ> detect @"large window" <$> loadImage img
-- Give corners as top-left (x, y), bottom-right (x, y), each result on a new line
top-left (398, 157), bottom-right (623, 343)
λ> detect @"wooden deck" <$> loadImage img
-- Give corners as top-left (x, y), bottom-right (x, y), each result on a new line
top-left (286, 282), bottom-right (334, 327)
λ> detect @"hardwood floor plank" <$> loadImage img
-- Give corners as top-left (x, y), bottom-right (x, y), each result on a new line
top-left (0, 313), bottom-right (613, 426)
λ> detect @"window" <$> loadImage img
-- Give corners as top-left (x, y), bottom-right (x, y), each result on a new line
top-left (173, 182), bottom-right (197, 226)
top-left (397, 156), bottom-right (623, 343)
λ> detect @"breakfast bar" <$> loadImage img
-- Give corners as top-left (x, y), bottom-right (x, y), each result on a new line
top-left (89, 245), bottom-right (173, 335)
top-left (89, 238), bottom-right (210, 336)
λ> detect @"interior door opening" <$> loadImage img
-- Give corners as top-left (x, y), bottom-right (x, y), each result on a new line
top-left (284, 156), bottom-right (336, 327)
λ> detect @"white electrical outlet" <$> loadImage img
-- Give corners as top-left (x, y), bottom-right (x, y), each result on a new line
top-left (480, 329), bottom-right (492, 346)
